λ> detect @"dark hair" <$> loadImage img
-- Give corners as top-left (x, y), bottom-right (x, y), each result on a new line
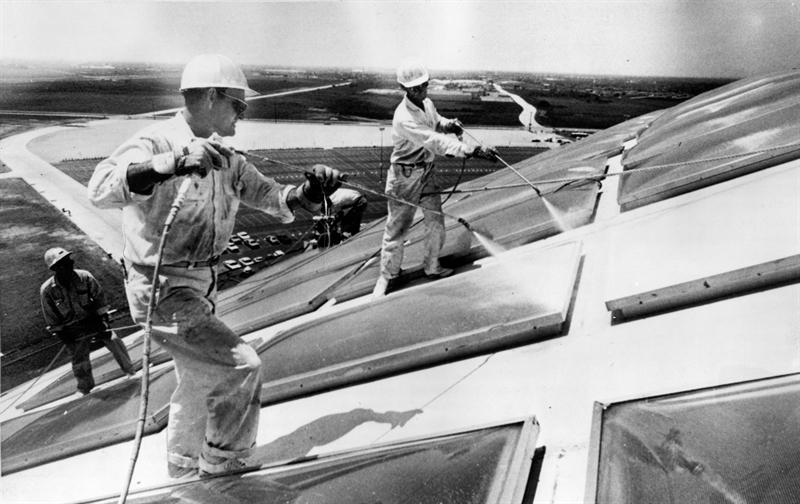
top-left (181, 88), bottom-right (210, 107)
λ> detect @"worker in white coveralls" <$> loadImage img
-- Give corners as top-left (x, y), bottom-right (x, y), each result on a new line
top-left (40, 247), bottom-right (136, 395)
top-left (372, 60), bottom-right (499, 297)
top-left (88, 54), bottom-right (342, 478)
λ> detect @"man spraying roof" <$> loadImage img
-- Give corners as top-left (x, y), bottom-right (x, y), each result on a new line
top-left (372, 59), bottom-right (498, 298)
top-left (88, 54), bottom-right (342, 478)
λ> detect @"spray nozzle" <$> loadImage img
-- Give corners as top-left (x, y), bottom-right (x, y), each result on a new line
top-left (458, 218), bottom-right (494, 240)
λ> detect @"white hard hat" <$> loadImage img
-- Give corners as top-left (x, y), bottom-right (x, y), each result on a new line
top-left (44, 247), bottom-right (71, 269)
top-left (396, 59), bottom-right (429, 88)
top-left (180, 54), bottom-right (255, 95)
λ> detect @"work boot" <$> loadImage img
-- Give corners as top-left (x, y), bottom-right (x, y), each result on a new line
top-left (168, 462), bottom-right (198, 480)
top-left (372, 269), bottom-right (405, 299)
top-left (372, 276), bottom-right (391, 299)
top-left (425, 267), bottom-right (454, 280)
top-left (198, 454), bottom-right (254, 478)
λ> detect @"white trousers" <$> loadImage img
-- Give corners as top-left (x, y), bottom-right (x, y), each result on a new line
top-left (125, 263), bottom-right (262, 470)
top-left (379, 163), bottom-right (446, 279)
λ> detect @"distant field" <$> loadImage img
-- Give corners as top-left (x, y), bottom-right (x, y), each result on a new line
top-left (0, 72), bottom-right (344, 116)
top-left (0, 65), bottom-right (731, 129)
top-left (246, 79), bottom-right (526, 126)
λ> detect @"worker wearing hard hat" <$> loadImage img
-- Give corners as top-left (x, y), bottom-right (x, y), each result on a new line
top-left (315, 185), bottom-right (368, 247)
top-left (373, 60), bottom-right (499, 297)
top-left (88, 54), bottom-right (342, 478)
top-left (40, 247), bottom-right (135, 395)
top-left (330, 187), bottom-right (368, 238)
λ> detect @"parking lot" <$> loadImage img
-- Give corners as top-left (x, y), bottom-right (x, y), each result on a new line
top-left (50, 145), bottom-right (547, 289)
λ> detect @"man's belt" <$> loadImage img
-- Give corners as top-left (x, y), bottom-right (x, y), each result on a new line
top-left (394, 161), bottom-right (433, 177)
top-left (394, 161), bottom-right (432, 168)
top-left (164, 255), bottom-right (221, 269)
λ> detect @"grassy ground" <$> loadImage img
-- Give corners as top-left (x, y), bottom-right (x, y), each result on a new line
top-left (0, 177), bottom-right (136, 390)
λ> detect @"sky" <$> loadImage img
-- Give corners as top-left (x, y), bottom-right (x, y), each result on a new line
top-left (1, 0), bottom-right (799, 78)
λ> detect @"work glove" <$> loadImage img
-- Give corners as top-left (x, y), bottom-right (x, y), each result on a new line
top-left (303, 164), bottom-right (343, 204)
top-left (443, 119), bottom-right (464, 136)
top-left (175, 138), bottom-right (234, 177)
top-left (471, 145), bottom-right (499, 162)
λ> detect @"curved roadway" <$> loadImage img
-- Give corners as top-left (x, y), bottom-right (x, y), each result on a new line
top-left (0, 126), bottom-right (125, 260)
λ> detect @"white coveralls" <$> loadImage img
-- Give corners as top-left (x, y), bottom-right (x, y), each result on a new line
top-left (379, 95), bottom-right (473, 279)
top-left (88, 113), bottom-right (298, 472)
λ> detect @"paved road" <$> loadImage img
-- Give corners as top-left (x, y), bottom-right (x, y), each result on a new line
top-left (0, 127), bottom-right (125, 260)
top-left (493, 83), bottom-right (544, 130)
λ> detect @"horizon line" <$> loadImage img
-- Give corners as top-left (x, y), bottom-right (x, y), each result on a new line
top-left (0, 57), bottom-right (747, 82)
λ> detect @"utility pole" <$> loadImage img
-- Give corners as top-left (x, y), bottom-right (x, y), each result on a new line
top-left (379, 127), bottom-right (385, 184)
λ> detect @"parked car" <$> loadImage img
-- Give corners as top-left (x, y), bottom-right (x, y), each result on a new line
top-left (229, 236), bottom-right (242, 244)
top-left (245, 238), bottom-right (261, 249)
top-left (253, 256), bottom-right (265, 263)
top-left (266, 235), bottom-right (281, 245)
top-left (226, 244), bottom-right (240, 254)
top-left (222, 259), bottom-right (241, 270)
top-left (239, 257), bottom-right (255, 267)
top-left (236, 231), bottom-right (251, 240)
top-left (241, 266), bottom-right (254, 276)
top-left (272, 250), bottom-right (285, 258)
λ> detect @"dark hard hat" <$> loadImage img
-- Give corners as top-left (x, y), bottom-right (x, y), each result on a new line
top-left (44, 247), bottom-right (71, 269)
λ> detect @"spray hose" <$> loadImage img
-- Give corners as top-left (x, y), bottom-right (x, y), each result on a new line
top-left (0, 344), bottom-right (67, 415)
top-left (233, 149), bottom-right (487, 236)
top-left (117, 175), bottom-right (194, 504)
top-left (339, 179), bottom-right (482, 234)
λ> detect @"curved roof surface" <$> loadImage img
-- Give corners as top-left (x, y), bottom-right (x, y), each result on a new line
top-left (619, 69), bottom-right (800, 209)
top-left (4, 69), bottom-right (799, 486)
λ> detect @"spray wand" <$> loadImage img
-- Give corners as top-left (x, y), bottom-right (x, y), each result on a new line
top-left (338, 178), bottom-right (489, 238)
top-left (461, 128), bottom-right (543, 197)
